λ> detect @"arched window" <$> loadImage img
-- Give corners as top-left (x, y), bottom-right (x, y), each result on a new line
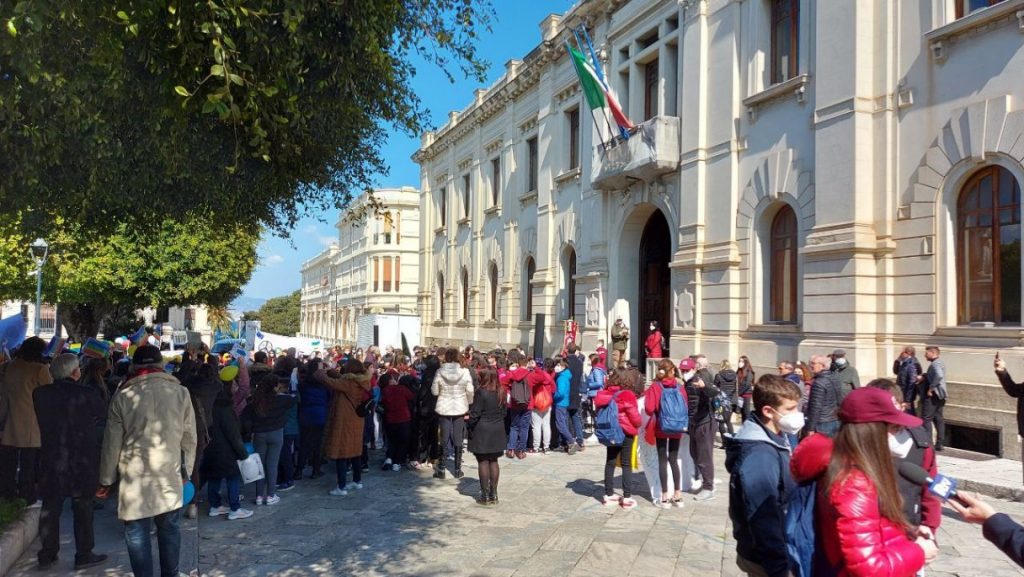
top-left (489, 262), bottom-right (499, 321)
top-left (563, 248), bottom-right (577, 320)
top-left (769, 205), bottom-right (798, 323)
top-left (523, 257), bottom-right (536, 321)
top-left (461, 267), bottom-right (470, 321)
top-left (437, 273), bottom-right (445, 321)
top-left (958, 166), bottom-right (1021, 324)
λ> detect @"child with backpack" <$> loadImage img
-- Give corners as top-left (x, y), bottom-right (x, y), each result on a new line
top-left (501, 352), bottom-right (532, 459)
top-left (528, 358), bottom-right (556, 454)
top-left (644, 359), bottom-right (689, 508)
top-left (594, 367), bottom-right (642, 509)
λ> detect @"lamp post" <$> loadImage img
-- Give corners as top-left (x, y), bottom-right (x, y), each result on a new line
top-left (29, 238), bottom-right (49, 336)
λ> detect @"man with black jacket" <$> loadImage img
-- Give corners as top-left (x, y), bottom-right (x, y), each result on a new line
top-left (804, 354), bottom-right (842, 437)
top-left (893, 346), bottom-right (922, 415)
top-left (565, 344), bottom-right (586, 451)
top-left (683, 357), bottom-right (720, 501)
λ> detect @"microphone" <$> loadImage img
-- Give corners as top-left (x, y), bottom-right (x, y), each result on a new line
top-left (898, 461), bottom-right (964, 504)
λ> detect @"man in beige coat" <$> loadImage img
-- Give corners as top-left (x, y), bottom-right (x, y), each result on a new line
top-left (0, 336), bottom-right (51, 504)
top-left (99, 345), bottom-right (196, 577)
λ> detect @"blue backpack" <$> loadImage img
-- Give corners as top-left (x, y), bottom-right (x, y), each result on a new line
top-left (785, 479), bottom-right (840, 577)
top-left (595, 391), bottom-right (625, 446)
top-left (658, 384), bottom-right (689, 435)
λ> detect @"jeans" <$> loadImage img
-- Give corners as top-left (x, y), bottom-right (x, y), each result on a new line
top-left (568, 408), bottom-right (584, 446)
top-left (39, 495), bottom-right (95, 563)
top-left (385, 421), bottom-right (413, 465)
top-left (921, 395), bottom-right (947, 447)
top-left (438, 416), bottom-right (465, 462)
top-left (0, 445), bottom-right (38, 503)
top-left (689, 419), bottom-right (715, 491)
top-left (298, 424), bottom-right (325, 474)
top-left (530, 409), bottom-right (552, 450)
top-left (278, 433), bottom-right (298, 483)
top-left (507, 409), bottom-right (531, 452)
top-left (554, 407), bottom-right (574, 448)
top-left (124, 509), bottom-right (180, 577)
top-left (814, 420), bottom-right (841, 438)
top-left (253, 428), bottom-right (283, 498)
top-left (604, 435), bottom-right (635, 498)
top-left (335, 457), bottom-right (362, 489)
top-left (207, 476), bottom-right (242, 511)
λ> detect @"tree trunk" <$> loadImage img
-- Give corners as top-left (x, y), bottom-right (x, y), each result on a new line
top-left (63, 304), bottom-right (103, 341)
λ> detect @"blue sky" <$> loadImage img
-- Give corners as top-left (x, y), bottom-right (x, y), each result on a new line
top-left (240, 2), bottom-right (571, 301)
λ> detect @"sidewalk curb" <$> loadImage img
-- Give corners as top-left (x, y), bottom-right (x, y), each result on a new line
top-left (956, 478), bottom-right (1024, 503)
top-left (0, 507), bottom-right (39, 577)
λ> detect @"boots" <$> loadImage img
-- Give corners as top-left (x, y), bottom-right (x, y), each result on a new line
top-left (453, 449), bottom-right (465, 479)
top-left (433, 462), bottom-right (446, 479)
top-left (488, 487), bottom-right (498, 506)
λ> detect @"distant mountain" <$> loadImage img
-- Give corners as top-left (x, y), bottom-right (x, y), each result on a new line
top-left (231, 295), bottom-right (267, 313)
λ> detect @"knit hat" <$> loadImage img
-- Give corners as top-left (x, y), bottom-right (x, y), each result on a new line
top-left (132, 345), bottom-right (162, 365)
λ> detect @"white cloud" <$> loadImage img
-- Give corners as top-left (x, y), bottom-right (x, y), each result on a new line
top-left (265, 254), bottom-right (285, 266)
top-left (302, 224), bottom-right (337, 247)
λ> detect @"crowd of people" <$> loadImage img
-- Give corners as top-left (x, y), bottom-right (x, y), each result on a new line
top-left (3, 331), bottom-right (1024, 576)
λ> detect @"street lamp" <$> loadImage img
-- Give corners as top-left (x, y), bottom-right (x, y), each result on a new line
top-left (29, 238), bottom-right (48, 336)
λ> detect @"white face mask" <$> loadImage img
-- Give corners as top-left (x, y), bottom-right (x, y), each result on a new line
top-left (774, 410), bottom-right (805, 435)
top-left (738, 360), bottom-right (745, 368)
top-left (682, 370), bottom-right (696, 382)
top-left (649, 324), bottom-right (656, 331)
top-left (888, 429), bottom-right (914, 459)
top-left (554, 366), bottom-right (564, 373)
top-left (835, 358), bottom-right (847, 367)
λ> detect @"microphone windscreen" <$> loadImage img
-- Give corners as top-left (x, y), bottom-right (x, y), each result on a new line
top-left (898, 461), bottom-right (931, 485)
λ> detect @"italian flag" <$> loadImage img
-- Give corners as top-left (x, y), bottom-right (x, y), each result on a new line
top-left (568, 44), bottom-right (634, 132)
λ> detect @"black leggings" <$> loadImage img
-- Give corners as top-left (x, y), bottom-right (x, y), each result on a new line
top-left (604, 435), bottom-right (635, 498)
top-left (656, 437), bottom-right (682, 493)
top-left (475, 454), bottom-right (501, 493)
top-left (717, 408), bottom-right (735, 443)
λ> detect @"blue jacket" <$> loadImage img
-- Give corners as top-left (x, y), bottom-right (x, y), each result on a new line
top-left (585, 367), bottom-right (606, 398)
top-left (298, 379), bottom-right (330, 427)
top-left (554, 369), bottom-right (572, 408)
top-left (725, 415), bottom-right (797, 577)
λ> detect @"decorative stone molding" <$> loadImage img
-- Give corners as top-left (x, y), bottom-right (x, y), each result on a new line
top-left (743, 74), bottom-right (811, 121)
top-left (925, 0), bottom-right (1024, 63)
top-left (457, 157), bottom-right (473, 172)
top-left (555, 81), bottom-right (581, 104)
top-left (905, 95), bottom-right (1024, 210)
top-left (519, 115), bottom-right (539, 135)
top-left (485, 139), bottom-right (503, 155)
top-left (736, 147), bottom-right (815, 241)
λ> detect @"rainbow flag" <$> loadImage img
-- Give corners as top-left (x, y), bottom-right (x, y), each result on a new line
top-left (82, 338), bottom-right (111, 359)
top-left (130, 325), bottom-right (148, 347)
top-left (43, 333), bottom-right (64, 357)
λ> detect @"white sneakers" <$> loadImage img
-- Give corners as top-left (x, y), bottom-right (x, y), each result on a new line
top-left (210, 505), bottom-right (253, 520)
top-left (264, 495), bottom-right (281, 505)
top-left (694, 489), bottom-right (716, 502)
top-left (329, 487), bottom-right (348, 496)
top-left (227, 508), bottom-right (254, 520)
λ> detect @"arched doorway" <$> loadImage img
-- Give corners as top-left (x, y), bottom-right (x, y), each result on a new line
top-left (639, 210), bottom-right (672, 366)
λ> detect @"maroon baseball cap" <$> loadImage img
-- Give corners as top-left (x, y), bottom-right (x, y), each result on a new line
top-left (838, 387), bottom-right (923, 428)
top-left (678, 358), bottom-right (696, 371)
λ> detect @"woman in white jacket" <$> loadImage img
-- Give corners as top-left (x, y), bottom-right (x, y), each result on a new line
top-left (431, 348), bottom-right (474, 479)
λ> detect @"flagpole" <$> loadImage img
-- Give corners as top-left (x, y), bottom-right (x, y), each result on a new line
top-left (570, 31), bottom-right (617, 146)
top-left (579, 25), bottom-right (630, 141)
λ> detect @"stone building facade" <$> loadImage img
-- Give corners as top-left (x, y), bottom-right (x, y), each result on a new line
top-left (414, 0), bottom-right (1024, 457)
top-left (299, 187), bottom-right (421, 346)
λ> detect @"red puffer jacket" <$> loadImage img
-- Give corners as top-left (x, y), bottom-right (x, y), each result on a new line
top-left (790, 435), bottom-right (926, 577)
top-left (594, 386), bottom-right (642, 436)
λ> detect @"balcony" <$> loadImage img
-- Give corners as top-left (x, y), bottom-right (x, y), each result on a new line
top-left (591, 116), bottom-right (680, 191)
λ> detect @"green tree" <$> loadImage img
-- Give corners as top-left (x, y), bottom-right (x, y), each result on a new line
top-left (0, 1), bottom-right (492, 236)
top-left (240, 310), bottom-right (261, 322)
top-left (257, 290), bottom-right (300, 336)
top-left (0, 215), bottom-right (258, 340)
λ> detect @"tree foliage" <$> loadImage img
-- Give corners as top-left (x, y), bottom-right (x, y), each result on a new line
top-left (0, 215), bottom-right (258, 339)
top-left (256, 290), bottom-right (300, 336)
top-left (0, 1), bottom-right (492, 236)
